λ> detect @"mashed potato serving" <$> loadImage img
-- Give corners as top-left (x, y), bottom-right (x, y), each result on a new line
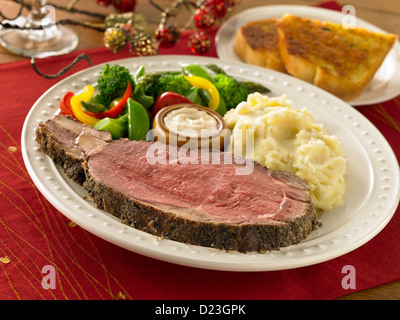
top-left (223, 93), bottom-right (346, 211)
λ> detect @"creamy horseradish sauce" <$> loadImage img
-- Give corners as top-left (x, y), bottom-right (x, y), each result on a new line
top-left (163, 107), bottom-right (220, 137)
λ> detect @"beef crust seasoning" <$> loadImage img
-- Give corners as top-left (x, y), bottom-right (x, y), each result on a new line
top-left (35, 115), bottom-right (112, 184)
top-left (36, 116), bottom-right (320, 253)
top-left (83, 139), bottom-right (319, 252)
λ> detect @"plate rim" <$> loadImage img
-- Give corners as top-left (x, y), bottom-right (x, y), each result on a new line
top-left (21, 54), bottom-right (400, 272)
top-left (215, 4), bottom-right (400, 106)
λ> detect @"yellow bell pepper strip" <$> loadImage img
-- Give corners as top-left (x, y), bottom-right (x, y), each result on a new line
top-left (70, 85), bottom-right (99, 127)
top-left (184, 76), bottom-right (220, 111)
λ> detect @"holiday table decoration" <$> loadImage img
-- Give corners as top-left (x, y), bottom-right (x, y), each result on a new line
top-left (0, 0), bottom-right (242, 78)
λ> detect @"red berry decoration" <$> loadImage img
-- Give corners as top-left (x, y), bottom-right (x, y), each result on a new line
top-left (155, 24), bottom-right (180, 47)
top-left (96, 0), bottom-right (136, 12)
top-left (204, 0), bottom-right (227, 18)
top-left (188, 30), bottom-right (211, 55)
top-left (193, 5), bottom-right (216, 29)
top-left (112, 0), bottom-right (136, 13)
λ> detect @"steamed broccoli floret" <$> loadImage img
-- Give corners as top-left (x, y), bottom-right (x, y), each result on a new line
top-left (132, 72), bottom-right (192, 109)
top-left (241, 81), bottom-right (271, 95)
top-left (207, 63), bottom-right (271, 97)
top-left (152, 73), bottom-right (192, 97)
top-left (132, 72), bottom-right (162, 108)
top-left (213, 73), bottom-right (248, 110)
top-left (97, 64), bottom-right (135, 104)
top-left (206, 64), bottom-right (226, 75)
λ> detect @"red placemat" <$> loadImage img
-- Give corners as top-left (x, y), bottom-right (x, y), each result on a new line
top-left (1, 1), bottom-right (399, 300)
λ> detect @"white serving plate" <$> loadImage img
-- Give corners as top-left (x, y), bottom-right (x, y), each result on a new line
top-left (22, 55), bottom-right (400, 271)
top-left (216, 5), bottom-right (400, 106)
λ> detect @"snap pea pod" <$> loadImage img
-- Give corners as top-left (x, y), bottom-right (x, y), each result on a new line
top-left (94, 113), bottom-right (128, 139)
top-left (127, 98), bottom-right (150, 141)
top-left (184, 87), bottom-right (209, 107)
top-left (214, 96), bottom-right (227, 116)
top-left (134, 65), bottom-right (146, 81)
top-left (181, 64), bottom-right (214, 83)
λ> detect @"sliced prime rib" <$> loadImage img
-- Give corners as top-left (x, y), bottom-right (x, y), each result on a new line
top-left (83, 139), bottom-right (319, 252)
top-left (36, 115), bottom-right (319, 252)
top-left (35, 114), bottom-right (112, 184)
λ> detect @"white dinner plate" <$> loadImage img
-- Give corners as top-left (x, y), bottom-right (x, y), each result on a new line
top-left (216, 5), bottom-right (400, 106)
top-left (22, 55), bottom-right (400, 271)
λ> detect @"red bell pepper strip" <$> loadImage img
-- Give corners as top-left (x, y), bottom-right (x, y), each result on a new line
top-left (152, 91), bottom-right (194, 116)
top-left (59, 91), bottom-right (75, 117)
top-left (84, 82), bottom-right (132, 119)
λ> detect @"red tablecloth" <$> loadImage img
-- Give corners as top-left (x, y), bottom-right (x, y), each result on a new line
top-left (0, 1), bottom-right (399, 300)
